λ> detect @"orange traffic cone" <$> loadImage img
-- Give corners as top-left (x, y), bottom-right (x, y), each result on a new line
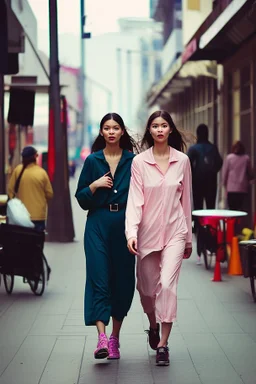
top-left (228, 236), bottom-right (242, 275)
top-left (212, 260), bottom-right (222, 282)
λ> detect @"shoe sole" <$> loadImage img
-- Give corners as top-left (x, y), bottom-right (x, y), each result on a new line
top-left (94, 348), bottom-right (109, 359)
top-left (156, 361), bottom-right (169, 366)
top-left (107, 356), bottom-right (120, 360)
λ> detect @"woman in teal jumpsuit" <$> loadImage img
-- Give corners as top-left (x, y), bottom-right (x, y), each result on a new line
top-left (75, 113), bottom-right (137, 361)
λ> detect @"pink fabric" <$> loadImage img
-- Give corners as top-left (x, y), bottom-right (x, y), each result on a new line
top-left (136, 240), bottom-right (185, 323)
top-left (125, 146), bottom-right (192, 259)
top-left (222, 153), bottom-right (253, 193)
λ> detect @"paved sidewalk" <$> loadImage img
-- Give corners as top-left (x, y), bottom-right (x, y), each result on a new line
top-left (0, 176), bottom-right (256, 384)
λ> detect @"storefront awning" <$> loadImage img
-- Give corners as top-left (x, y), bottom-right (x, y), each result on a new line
top-left (182, 0), bottom-right (256, 63)
top-left (147, 58), bottom-right (216, 106)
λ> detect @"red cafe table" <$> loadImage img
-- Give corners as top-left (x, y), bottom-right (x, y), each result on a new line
top-left (192, 209), bottom-right (248, 281)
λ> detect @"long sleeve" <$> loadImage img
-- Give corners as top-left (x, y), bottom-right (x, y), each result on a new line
top-left (246, 156), bottom-right (254, 180)
top-left (222, 157), bottom-right (229, 188)
top-left (75, 156), bottom-right (99, 211)
top-left (181, 157), bottom-right (192, 248)
top-left (214, 146), bottom-right (223, 172)
top-left (187, 146), bottom-right (196, 169)
top-left (125, 159), bottom-right (144, 240)
top-left (44, 172), bottom-right (54, 200)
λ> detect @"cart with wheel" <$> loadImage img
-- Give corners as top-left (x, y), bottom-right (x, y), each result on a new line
top-left (239, 240), bottom-right (256, 303)
top-left (0, 223), bottom-right (49, 296)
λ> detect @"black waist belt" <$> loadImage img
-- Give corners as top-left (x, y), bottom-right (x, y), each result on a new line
top-left (104, 203), bottom-right (126, 212)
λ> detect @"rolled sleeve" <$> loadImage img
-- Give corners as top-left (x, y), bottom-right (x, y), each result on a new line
top-left (75, 157), bottom-right (98, 211)
top-left (125, 158), bottom-right (144, 240)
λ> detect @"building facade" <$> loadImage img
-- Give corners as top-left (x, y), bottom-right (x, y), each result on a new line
top-left (147, 0), bottom-right (256, 225)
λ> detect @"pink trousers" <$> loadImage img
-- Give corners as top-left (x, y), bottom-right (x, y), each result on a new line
top-left (136, 239), bottom-right (185, 323)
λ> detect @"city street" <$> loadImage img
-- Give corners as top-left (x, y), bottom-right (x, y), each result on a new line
top-left (0, 176), bottom-right (256, 384)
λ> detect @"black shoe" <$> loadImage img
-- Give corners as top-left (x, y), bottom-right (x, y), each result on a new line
top-left (156, 346), bottom-right (169, 366)
top-left (145, 323), bottom-right (160, 350)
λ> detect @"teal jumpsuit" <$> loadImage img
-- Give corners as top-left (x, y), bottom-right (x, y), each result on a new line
top-left (75, 149), bottom-right (135, 326)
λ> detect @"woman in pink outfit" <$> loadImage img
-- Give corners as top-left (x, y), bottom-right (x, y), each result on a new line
top-left (125, 110), bottom-right (192, 366)
top-left (222, 140), bottom-right (254, 210)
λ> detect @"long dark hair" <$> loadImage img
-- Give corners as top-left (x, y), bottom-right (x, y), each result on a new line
top-left (141, 110), bottom-right (186, 152)
top-left (14, 155), bottom-right (36, 194)
top-left (91, 112), bottom-right (138, 153)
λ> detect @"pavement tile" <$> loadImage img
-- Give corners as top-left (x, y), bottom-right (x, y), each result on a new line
top-left (194, 359), bottom-right (244, 384)
top-left (0, 336), bottom-right (56, 384)
top-left (1, 177), bottom-right (256, 384)
top-left (39, 337), bottom-right (85, 384)
top-left (214, 333), bottom-right (256, 384)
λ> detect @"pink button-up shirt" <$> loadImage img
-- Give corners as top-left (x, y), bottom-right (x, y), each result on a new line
top-left (125, 146), bottom-right (192, 259)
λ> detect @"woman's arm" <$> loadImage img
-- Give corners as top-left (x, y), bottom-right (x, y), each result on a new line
top-left (222, 157), bottom-right (229, 188)
top-left (181, 157), bottom-right (192, 249)
top-left (75, 157), bottom-right (112, 211)
top-left (125, 158), bottom-right (144, 241)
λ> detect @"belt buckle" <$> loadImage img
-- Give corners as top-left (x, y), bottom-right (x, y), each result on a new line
top-left (110, 203), bottom-right (118, 212)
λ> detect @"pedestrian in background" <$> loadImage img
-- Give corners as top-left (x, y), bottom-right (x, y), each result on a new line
top-left (222, 140), bottom-right (254, 210)
top-left (8, 146), bottom-right (53, 232)
top-left (187, 124), bottom-right (223, 265)
top-left (75, 113), bottom-right (137, 361)
top-left (126, 110), bottom-right (192, 366)
top-left (187, 124), bottom-right (223, 211)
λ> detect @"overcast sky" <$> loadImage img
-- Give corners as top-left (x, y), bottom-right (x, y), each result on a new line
top-left (28, 0), bottom-right (149, 38)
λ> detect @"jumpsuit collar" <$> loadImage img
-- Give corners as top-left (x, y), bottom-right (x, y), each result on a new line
top-left (93, 149), bottom-right (134, 166)
top-left (143, 146), bottom-right (179, 165)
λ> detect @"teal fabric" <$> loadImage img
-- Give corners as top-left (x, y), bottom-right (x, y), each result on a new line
top-left (75, 150), bottom-right (135, 326)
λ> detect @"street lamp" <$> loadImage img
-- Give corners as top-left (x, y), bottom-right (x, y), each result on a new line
top-left (79, 0), bottom-right (91, 149)
top-left (47, 0), bottom-right (75, 242)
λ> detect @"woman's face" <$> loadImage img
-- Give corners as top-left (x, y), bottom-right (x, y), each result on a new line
top-left (149, 117), bottom-right (171, 144)
top-left (101, 119), bottom-right (124, 145)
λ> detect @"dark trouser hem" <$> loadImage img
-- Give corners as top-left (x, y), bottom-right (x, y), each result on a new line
top-left (85, 319), bottom-right (110, 326)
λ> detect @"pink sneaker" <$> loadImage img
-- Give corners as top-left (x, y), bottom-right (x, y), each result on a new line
top-left (107, 335), bottom-right (120, 360)
top-left (94, 333), bottom-right (109, 359)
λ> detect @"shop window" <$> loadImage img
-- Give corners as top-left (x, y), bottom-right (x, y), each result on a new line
top-left (240, 112), bottom-right (251, 158)
top-left (240, 83), bottom-right (251, 112)
top-left (187, 0), bottom-right (200, 10)
top-left (233, 69), bottom-right (240, 88)
top-left (240, 64), bottom-right (251, 112)
top-left (233, 89), bottom-right (240, 116)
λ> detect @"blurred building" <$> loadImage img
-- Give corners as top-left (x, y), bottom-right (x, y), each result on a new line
top-left (146, 0), bottom-right (256, 225)
top-left (85, 17), bottom-right (162, 138)
top-left (1, 0), bottom-right (50, 192)
top-left (0, 0), bottom-right (83, 193)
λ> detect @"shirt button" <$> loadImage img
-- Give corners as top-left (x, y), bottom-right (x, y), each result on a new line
top-left (113, 189), bottom-right (117, 193)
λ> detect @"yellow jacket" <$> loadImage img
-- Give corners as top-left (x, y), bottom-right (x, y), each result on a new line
top-left (8, 163), bottom-right (54, 221)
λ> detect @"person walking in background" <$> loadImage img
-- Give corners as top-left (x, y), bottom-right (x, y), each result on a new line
top-left (75, 113), bottom-right (137, 361)
top-left (126, 110), bottom-right (192, 366)
top-left (187, 124), bottom-right (223, 265)
top-left (8, 146), bottom-right (53, 232)
top-left (187, 124), bottom-right (223, 211)
top-left (222, 140), bottom-right (254, 210)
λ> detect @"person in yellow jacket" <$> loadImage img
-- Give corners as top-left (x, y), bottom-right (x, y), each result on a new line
top-left (8, 146), bottom-right (53, 231)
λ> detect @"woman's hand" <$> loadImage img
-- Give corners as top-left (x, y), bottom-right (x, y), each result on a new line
top-left (89, 172), bottom-right (113, 193)
top-left (183, 247), bottom-right (192, 259)
top-left (127, 237), bottom-right (139, 256)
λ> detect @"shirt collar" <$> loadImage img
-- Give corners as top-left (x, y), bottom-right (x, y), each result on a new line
top-left (143, 146), bottom-right (179, 165)
top-left (93, 149), bottom-right (134, 163)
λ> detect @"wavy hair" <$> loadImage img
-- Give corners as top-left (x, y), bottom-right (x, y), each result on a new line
top-left (141, 110), bottom-right (186, 152)
top-left (91, 113), bottom-right (138, 153)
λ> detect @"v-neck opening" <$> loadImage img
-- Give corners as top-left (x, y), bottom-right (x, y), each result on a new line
top-left (152, 147), bottom-right (171, 176)
top-left (103, 149), bottom-right (123, 180)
